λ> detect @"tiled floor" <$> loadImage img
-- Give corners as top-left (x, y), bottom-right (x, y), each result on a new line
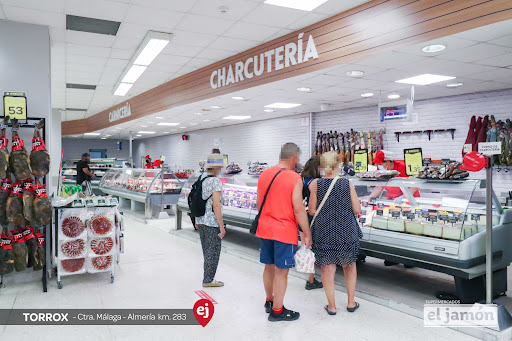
top-left (0, 212), bottom-right (477, 341)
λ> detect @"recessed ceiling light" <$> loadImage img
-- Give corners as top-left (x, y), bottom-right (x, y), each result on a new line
top-left (388, 94), bottom-right (400, 99)
top-left (264, 0), bottom-right (328, 11)
top-left (297, 87), bottom-right (311, 92)
top-left (223, 116), bottom-right (251, 120)
top-left (395, 74), bottom-right (455, 85)
top-left (203, 119), bottom-right (211, 122)
top-left (156, 116), bottom-right (164, 119)
top-left (210, 105), bottom-right (221, 109)
top-left (179, 126), bottom-right (186, 129)
top-left (136, 134), bottom-right (141, 137)
top-left (114, 83), bottom-right (132, 96)
top-left (361, 93), bottom-right (374, 98)
top-left (104, 134), bottom-right (111, 137)
top-left (101, 137), bottom-right (107, 140)
top-left (190, 123), bottom-right (198, 126)
top-left (346, 70), bottom-right (364, 77)
top-left (265, 102), bottom-right (301, 109)
top-left (422, 44), bottom-right (446, 53)
top-left (84, 133), bottom-right (100, 136)
top-left (194, 112), bottom-right (203, 115)
top-left (140, 125), bottom-right (148, 127)
top-left (264, 109), bottom-right (275, 112)
top-left (138, 131), bottom-right (155, 134)
top-left (122, 65), bottom-right (147, 83)
top-left (148, 121), bottom-right (154, 124)
top-left (164, 132), bottom-right (170, 134)
top-left (232, 96), bottom-right (245, 100)
top-left (446, 82), bottom-right (463, 88)
top-left (157, 122), bottom-right (180, 126)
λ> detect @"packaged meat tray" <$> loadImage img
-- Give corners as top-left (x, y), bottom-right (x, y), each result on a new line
top-left (59, 238), bottom-right (86, 259)
top-left (59, 258), bottom-right (86, 276)
top-left (87, 207), bottom-right (115, 237)
top-left (88, 236), bottom-right (115, 257)
top-left (87, 255), bottom-right (114, 273)
top-left (59, 208), bottom-right (87, 241)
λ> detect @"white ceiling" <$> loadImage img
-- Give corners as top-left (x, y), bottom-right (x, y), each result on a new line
top-left (0, 0), bottom-right (373, 122)
top-left (65, 19), bottom-right (512, 141)
top-left (0, 1), bottom-right (511, 142)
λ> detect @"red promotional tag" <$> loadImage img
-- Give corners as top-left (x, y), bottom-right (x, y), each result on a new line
top-left (22, 179), bottom-right (33, 191)
top-left (11, 231), bottom-right (25, 243)
top-left (21, 227), bottom-right (35, 240)
top-left (35, 185), bottom-right (48, 198)
top-left (11, 183), bottom-right (22, 197)
top-left (0, 136), bottom-right (8, 150)
top-left (32, 137), bottom-right (45, 151)
top-left (12, 136), bottom-right (24, 151)
top-left (35, 233), bottom-right (45, 246)
top-left (1, 236), bottom-right (13, 250)
top-left (193, 299), bottom-right (214, 327)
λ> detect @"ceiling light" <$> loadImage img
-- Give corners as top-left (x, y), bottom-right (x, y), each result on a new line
top-left (210, 105), bottom-right (221, 109)
top-left (122, 65), bottom-right (147, 83)
top-left (446, 82), bottom-right (463, 88)
top-left (140, 125), bottom-right (148, 128)
top-left (297, 87), bottom-right (311, 92)
top-left (203, 119), bottom-right (211, 122)
top-left (179, 126), bottom-right (186, 129)
top-left (101, 137), bottom-right (107, 140)
top-left (156, 116), bottom-right (164, 119)
top-left (396, 74), bottom-right (455, 85)
top-left (265, 102), bottom-right (301, 109)
top-left (190, 123), bottom-right (198, 126)
top-left (232, 96), bottom-right (245, 100)
top-left (223, 116), bottom-right (251, 120)
top-left (157, 122), bottom-right (180, 126)
top-left (136, 134), bottom-right (141, 137)
top-left (361, 93), bottom-right (374, 98)
top-left (346, 70), bottom-right (364, 77)
top-left (84, 133), bottom-right (100, 136)
top-left (264, 0), bottom-right (328, 11)
top-left (194, 112), bottom-right (203, 115)
top-left (138, 131), bottom-right (155, 134)
top-left (388, 94), bottom-right (400, 99)
top-left (264, 109), bottom-right (275, 112)
top-left (114, 83), bottom-right (133, 96)
top-left (164, 132), bottom-right (170, 134)
top-left (422, 44), bottom-right (446, 53)
top-left (134, 38), bottom-right (170, 66)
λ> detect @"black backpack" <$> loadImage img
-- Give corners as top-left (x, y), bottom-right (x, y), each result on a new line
top-left (188, 173), bottom-right (213, 217)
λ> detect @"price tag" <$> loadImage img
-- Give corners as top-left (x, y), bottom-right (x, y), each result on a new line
top-left (391, 210), bottom-right (401, 218)
top-left (423, 158), bottom-right (431, 165)
top-left (376, 209), bottom-right (384, 216)
top-left (404, 148), bottom-right (423, 176)
top-left (369, 198), bottom-right (377, 205)
top-left (3, 92), bottom-right (27, 121)
top-left (415, 207), bottom-right (423, 215)
top-left (421, 211), bottom-right (429, 219)
top-left (471, 214), bottom-right (481, 221)
top-left (353, 149), bottom-right (368, 173)
top-left (359, 217), bottom-right (366, 224)
top-left (377, 203), bottom-right (384, 209)
top-left (439, 213), bottom-right (449, 222)
top-left (428, 215), bottom-right (438, 223)
top-left (448, 216), bottom-right (458, 224)
top-left (406, 213), bottom-right (415, 220)
top-left (441, 159), bottom-right (451, 166)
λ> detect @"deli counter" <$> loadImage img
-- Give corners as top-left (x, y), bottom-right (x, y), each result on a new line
top-left (100, 168), bottom-right (183, 218)
top-left (176, 173), bottom-right (512, 303)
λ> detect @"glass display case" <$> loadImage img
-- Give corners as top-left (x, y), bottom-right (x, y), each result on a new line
top-left (177, 172), bottom-right (259, 229)
top-left (100, 168), bottom-right (183, 204)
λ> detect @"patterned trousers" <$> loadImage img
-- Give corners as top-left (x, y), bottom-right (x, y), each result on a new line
top-left (198, 224), bottom-right (222, 283)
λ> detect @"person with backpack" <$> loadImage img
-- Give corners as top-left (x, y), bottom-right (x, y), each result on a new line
top-left (188, 153), bottom-right (226, 287)
top-left (301, 156), bottom-right (323, 290)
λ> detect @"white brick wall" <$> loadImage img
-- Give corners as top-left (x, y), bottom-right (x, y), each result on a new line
top-left (133, 115), bottom-right (311, 170)
top-left (312, 88), bottom-right (512, 196)
top-left (62, 139), bottom-right (130, 160)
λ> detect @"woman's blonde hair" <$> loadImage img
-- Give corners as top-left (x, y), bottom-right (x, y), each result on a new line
top-left (321, 151), bottom-right (339, 175)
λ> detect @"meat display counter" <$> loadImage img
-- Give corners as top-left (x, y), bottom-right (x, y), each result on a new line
top-left (353, 177), bottom-right (511, 303)
top-left (176, 172), bottom-right (259, 229)
top-left (99, 168), bottom-right (183, 218)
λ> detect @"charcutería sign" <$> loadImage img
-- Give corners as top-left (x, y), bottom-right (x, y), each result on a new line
top-left (108, 103), bottom-right (131, 122)
top-left (210, 33), bottom-right (319, 89)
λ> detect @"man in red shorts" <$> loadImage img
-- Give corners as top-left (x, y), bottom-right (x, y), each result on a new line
top-left (256, 142), bottom-right (312, 322)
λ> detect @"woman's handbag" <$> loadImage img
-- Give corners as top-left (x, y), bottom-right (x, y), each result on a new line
top-left (310, 176), bottom-right (340, 228)
top-left (250, 170), bottom-right (282, 235)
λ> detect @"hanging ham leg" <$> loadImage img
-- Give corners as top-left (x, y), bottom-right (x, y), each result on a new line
top-left (30, 120), bottom-right (50, 180)
top-left (9, 119), bottom-right (31, 181)
top-left (0, 118), bottom-right (9, 179)
top-left (33, 185), bottom-right (52, 225)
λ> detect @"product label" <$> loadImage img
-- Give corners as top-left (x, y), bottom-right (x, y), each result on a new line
top-left (0, 136), bottom-right (8, 150)
top-left (11, 183), bottom-right (22, 196)
top-left (85, 199), bottom-right (94, 206)
top-left (1, 236), bottom-right (13, 250)
top-left (36, 233), bottom-right (45, 247)
top-left (406, 213), bottom-right (415, 220)
top-left (34, 185), bottom-right (48, 198)
top-left (377, 203), bottom-right (385, 209)
top-left (12, 136), bottom-right (24, 151)
top-left (21, 227), bottom-right (35, 240)
top-left (448, 216), bottom-right (458, 224)
top-left (22, 179), bottom-right (33, 191)
top-left (428, 214), bottom-right (438, 223)
top-left (441, 159), bottom-right (451, 166)
top-left (32, 137), bottom-right (45, 151)
top-left (1, 179), bottom-right (11, 191)
top-left (11, 231), bottom-right (25, 243)
top-left (391, 210), bottom-right (401, 218)
top-left (423, 158), bottom-right (432, 165)
top-left (376, 209), bottom-right (384, 216)
top-left (421, 211), bottom-right (429, 219)
top-left (415, 207), bottom-right (423, 215)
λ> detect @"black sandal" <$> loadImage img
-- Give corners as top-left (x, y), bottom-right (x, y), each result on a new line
top-left (347, 302), bottom-right (359, 313)
top-left (324, 305), bottom-right (336, 315)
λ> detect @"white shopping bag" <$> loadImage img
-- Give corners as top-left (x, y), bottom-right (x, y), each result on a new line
top-left (294, 245), bottom-right (315, 273)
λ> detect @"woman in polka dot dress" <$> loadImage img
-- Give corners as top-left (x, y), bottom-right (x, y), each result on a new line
top-left (309, 151), bottom-right (362, 315)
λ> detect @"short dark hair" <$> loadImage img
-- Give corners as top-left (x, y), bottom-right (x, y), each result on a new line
top-left (211, 148), bottom-right (221, 154)
top-left (82, 153), bottom-right (90, 157)
top-left (302, 156), bottom-right (320, 179)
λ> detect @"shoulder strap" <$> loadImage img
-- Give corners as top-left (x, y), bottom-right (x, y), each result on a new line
top-left (311, 176), bottom-right (340, 227)
top-left (258, 170), bottom-right (282, 214)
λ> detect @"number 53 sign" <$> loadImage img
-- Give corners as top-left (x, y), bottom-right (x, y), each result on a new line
top-left (3, 92), bottom-right (27, 122)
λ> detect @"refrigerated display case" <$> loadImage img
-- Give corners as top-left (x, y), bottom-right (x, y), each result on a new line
top-left (176, 172), bottom-right (259, 229)
top-left (99, 168), bottom-right (183, 217)
top-left (352, 177), bottom-right (511, 303)
top-left (176, 173), bottom-right (512, 303)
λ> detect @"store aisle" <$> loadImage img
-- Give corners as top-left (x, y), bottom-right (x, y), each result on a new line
top-left (0, 214), bottom-right (475, 341)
